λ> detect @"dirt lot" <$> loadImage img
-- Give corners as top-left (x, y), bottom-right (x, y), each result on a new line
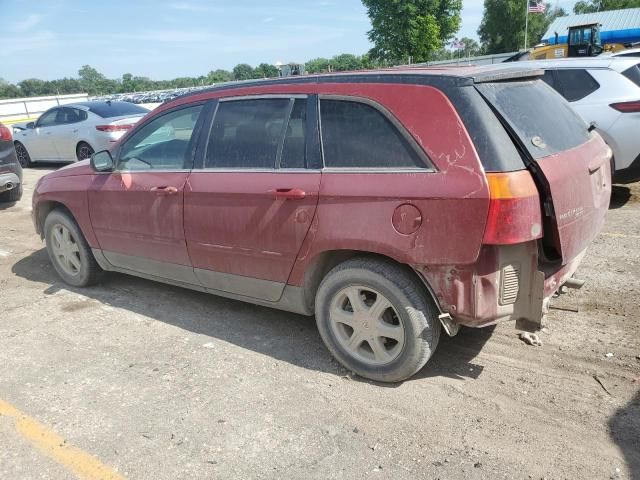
top-left (0, 167), bottom-right (638, 480)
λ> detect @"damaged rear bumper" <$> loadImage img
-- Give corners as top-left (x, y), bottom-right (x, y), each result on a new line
top-left (415, 242), bottom-right (588, 333)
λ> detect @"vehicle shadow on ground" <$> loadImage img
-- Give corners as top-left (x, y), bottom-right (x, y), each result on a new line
top-left (0, 201), bottom-right (18, 210)
top-left (610, 186), bottom-right (632, 209)
top-left (609, 390), bottom-right (640, 480)
top-left (13, 248), bottom-right (492, 384)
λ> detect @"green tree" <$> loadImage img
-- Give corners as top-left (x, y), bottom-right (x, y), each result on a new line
top-left (254, 63), bottom-right (279, 78)
top-left (207, 69), bottom-right (233, 83)
top-left (479, 1), bottom-right (565, 53)
top-left (460, 37), bottom-right (481, 56)
top-left (573, 0), bottom-right (640, 13)
top-left (233, 63), bottom-right (256, 80)
top-left (362, 0), bottom-right (463, 63)
top-left (305, 57), bottom-right (331, 73)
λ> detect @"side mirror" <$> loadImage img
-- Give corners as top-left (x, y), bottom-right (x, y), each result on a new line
top-left (26, 122), bottom-right (35, 129)
top-left (90, 150), bottom-right (115, 171)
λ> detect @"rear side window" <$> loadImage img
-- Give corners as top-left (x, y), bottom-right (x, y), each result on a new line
top-left (87, 102), bottom-right (149, 118)
top-left (477, 80), bottom-right (590, 159)
top-left (205, 98), bottom-right (291, 169)
top-left (553, 69), bottom-right (600, 102)
top-left (320, 99), bottom-right (427, 169)
top-left (622, 64), bottom-right (640, 87)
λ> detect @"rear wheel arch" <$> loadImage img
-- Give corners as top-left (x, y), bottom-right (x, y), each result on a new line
top-left (300, 250), bottom-right (442, 315)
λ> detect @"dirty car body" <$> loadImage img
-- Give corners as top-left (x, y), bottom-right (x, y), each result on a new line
top-left (32, 65), bottom-right (611, 381)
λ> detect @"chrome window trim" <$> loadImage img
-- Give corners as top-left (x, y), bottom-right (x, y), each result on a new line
top-left (190, 168), bottom-right (321, 174)
top-left (218, 94), bottom-right (308, 102)
top-left (317, 94), bottom-right (436, 171)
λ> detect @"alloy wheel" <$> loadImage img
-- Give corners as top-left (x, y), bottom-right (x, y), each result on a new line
top-left (329, 285), bottom-right (405, 366)
top-left (77, 143), bottom-right (94, 161)
top-left (15, 143), bottom-right (29, 167)
top-left (50, 224), bottom-right (82, 276)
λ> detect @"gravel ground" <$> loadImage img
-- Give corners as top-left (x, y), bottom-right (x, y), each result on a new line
top-left (0, 167), bottom-right (638, 480)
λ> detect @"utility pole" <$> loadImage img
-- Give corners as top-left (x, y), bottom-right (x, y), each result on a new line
top-left (524, 0), bottom-right (529, 50)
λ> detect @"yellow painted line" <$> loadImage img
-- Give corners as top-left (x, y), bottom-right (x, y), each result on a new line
top-left (601, 232), bottom-right (640, 239)
top-left (2, 117), bottom-right (38, 125)
top-left (0, 398), bottom-right (125, 480)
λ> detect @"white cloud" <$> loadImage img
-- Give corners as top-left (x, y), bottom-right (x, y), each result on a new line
top-left (0, 31), bottom-right (59, 57)
top-left (13, 13), bottom-right (44, 33)
top-left (262, 17), bottom-right (275, 23)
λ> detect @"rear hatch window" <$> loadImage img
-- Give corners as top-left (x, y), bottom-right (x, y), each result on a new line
top-left (476, 80), bottom-right (590, 159)
top-left (622, 64), bottom-right (640, 87)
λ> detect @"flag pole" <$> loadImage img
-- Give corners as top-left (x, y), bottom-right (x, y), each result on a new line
top-left (524, 0), bottom-right (529, 50)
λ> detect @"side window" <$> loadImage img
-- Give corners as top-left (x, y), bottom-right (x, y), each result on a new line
top-left (56, 107), bottom-right (85, 124)
top-left (37, 109), bottom-right (59, 127)
top-left (280, 99), bottom-right (307, 169)
top-left (554, 69), bottom-right (600, 102)
top-left (205, 98), bottom-right (290, 169)
top-left (118, 104), bottom-right (203, 171)
top-left (320, 99), bottom-right (427, 169)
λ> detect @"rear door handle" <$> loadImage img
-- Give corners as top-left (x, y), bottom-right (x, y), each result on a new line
top-left (150, 186), bottom-right (178, 196)
top-left (270, 188), bottom-right (306, 200)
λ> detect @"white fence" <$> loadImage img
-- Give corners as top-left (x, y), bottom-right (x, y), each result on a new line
top-left (0, 93), bottom-right (89, 124)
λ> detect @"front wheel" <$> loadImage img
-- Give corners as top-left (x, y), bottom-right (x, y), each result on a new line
top-left (44, 209), bottom-right (102, 287)
top-left (315, 258), bottom-right (440, 383)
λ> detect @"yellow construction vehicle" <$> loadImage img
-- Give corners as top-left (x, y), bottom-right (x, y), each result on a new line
top-left (511, 23), bottom-right (637, 61)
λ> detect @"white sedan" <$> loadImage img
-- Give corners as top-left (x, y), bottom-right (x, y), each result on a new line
top-left (13, 101), bottom-right (149, 166)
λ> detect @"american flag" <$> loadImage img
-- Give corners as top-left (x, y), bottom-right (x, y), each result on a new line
top-left (450, 38), bottom-right (464, 50)
top-left (528, 0), bottom-right (546, 13)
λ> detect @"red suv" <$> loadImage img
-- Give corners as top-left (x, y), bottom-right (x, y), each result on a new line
top-left (32, 66), bottom-right (611, 382)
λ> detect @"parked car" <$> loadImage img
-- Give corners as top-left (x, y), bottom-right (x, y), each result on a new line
top-left (515, 57), bottom-right (640, 183)
top-left (13, 101), bottom-right (149, 166)
top-left (0, 122), bottom-right (22, 202)
top-left (610, 47), bottom-right (640, 58)
top-left (32, 65), bottom-right (611, 382)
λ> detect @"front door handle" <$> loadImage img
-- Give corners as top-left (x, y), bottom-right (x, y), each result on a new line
top-left (270, 188), bottom-right (306, 200)
top-left (150, 186), bottom-right (178, 196)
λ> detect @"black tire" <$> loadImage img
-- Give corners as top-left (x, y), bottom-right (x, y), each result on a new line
top-left (315, 258), bottom-right (440, 382)
top-left (44, 209), bottom-right (103, 287)
top-left (14, 141), bottom-right (31, 168)
top-left (76, 142), bottom-right (94, 161)
top-left (0, 184), bottom-right (22, 203)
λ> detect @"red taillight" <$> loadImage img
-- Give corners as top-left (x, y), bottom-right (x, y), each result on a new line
top-left (95, 124), bottom-right (134, 132)
top-left (0, 123), bottom-right (11, 141)
top-left (483, 171), bottom-right (543, 245)
top-left (610, 101), bottom-right (640, 113)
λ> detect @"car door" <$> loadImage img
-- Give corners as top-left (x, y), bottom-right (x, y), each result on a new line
top-left (23, 108), bottom-right (62, 161)
top-left (184, 95), bottom-right (322, 301)
top-left (52, 107), bottom-right (88, 161)
top-left (88, 103), bottom-right (207, 284)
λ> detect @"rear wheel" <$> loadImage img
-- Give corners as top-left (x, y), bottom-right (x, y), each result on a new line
top-left (44, 209), bottom-right (102, 287)
top-left (14, 141), bottom-right (31, 167)
top-left (76, 142), bottom-right (94, 161)
top-left (315, 258), bottom-right (440, 382)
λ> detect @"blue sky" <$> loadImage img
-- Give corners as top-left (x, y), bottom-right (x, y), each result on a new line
top-left (0, 0), bottom-right (576, 83)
